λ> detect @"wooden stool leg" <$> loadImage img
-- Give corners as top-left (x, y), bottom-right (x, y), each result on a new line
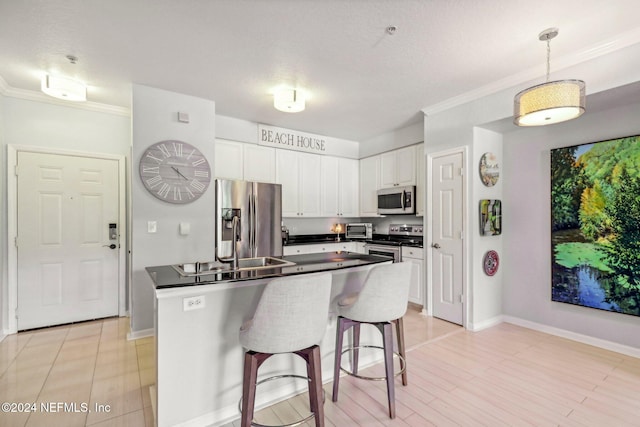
top-left (352, 323), bottom-right (361, 375)
top-left (332, 317), bottom-right (346, 402)
top-left (241, 351), bottom-right (259, 427)
top-left (395, 317), bottom-right (408, 386)
top-left (308, 345), bottom-right (325, 427)
top-left (381, 322), bottom-right (396, 419)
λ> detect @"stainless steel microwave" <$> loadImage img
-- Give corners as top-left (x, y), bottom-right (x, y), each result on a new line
top-left (377, 185), bottom-right (416, 215)
top-left (346, 223), bottom-right (372, 239)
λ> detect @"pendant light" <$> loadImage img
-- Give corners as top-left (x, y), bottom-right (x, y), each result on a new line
top-left (514, 28), bottom-right (585, 126)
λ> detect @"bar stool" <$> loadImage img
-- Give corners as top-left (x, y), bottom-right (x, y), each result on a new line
top-left (239, 272), bottom-right (332, 427)
top-left (332, 262), bottom-right (412, 419)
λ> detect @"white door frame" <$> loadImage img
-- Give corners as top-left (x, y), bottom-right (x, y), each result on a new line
top-left (6, 144), bottom-right (127, 334)
top-left (426, 145), bottom-right (468, 329)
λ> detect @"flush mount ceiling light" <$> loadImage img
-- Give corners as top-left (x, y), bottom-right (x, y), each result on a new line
top-left (514, 28), bottom-right (585, 126)
top-left (273, 88), bottom-right (305, 113)
top-left (41, 74), bottom-right (87, 102)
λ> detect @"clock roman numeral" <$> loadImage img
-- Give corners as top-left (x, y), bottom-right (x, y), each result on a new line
top-left (192, 158), bottom-right (206, 167)
top-left (173, 142), bottom-right (183, 157)
top-left (186, 149), bottom-right (196, 160)
top-left (174, 186), bottom-right (182, 201)
top-left (185, 187), bottom-right (195, 199)
top-left (194, 170), bottom-right (209, 178)
top-left (146, 153), bottom-right (163, 164)
top-left (143, 166), bottom-right (159, 174)
top-left (157, 183), bottom-right (170, 198)
top-left (190, 179), bottom-right (205, 192)
top-left (158, 144), bottom-right (171, 158)
top-left (146, 175), bottom-right (162, 188)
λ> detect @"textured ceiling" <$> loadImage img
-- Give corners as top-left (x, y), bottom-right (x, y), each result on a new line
top-left (1, 0), bottom-right (640, 141)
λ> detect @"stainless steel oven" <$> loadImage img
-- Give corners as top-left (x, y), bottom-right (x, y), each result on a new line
top-left (364, 243), bottom-right (401, 262)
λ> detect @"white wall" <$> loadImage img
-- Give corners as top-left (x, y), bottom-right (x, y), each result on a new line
top-left (0, 95), bottom-right (130, 334)
top-left (502, 100), bottom-right (640, 348)
top-left (130, 85), bottom-right (216, 334)
top-left (359, 121), bottom-right (423, 158)
top-left (424, 41), bottom-right (640, 342)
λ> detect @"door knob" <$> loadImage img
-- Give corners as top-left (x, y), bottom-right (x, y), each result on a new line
top-left (103, 244), bottom-right (117, 250)
top-left (431, 243), bottom-right (441, 249)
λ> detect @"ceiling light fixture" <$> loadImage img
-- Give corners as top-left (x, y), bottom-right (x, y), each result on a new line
top-left (273, 88), bottom-right (305, 113)
top-left (513, 28), bottom-right (585, 126)
top-left (41, 74), bottom-right (87, 102)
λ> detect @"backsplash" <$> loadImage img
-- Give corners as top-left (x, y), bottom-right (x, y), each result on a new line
top-left (283, 215), bottom-right (423, 235)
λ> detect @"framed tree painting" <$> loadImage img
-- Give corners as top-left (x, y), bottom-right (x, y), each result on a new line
top-left (551, 134), bottom-right (640, 317)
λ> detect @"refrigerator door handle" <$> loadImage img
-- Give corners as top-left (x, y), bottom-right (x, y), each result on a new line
top-left (251, 194), bottom-right (257, 256)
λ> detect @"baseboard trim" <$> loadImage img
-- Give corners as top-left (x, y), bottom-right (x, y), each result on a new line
top-left (0, 332), bottom-right (6, 344)
top-left (503, 315), bottom-right (640, 358)
top-left (127, 328), bottom-right (154, 341)
top-left (468, 315), bottom-right (504, 332)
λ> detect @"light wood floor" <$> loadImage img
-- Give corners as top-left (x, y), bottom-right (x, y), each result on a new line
top-left (225, 313), bottom-right (640, 427)
top-left (2, 309), bottom-right (639, 427)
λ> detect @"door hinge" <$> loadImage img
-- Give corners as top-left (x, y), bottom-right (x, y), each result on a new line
top-left (459, 294), bottom-right (464, 303)
top-left (14, 236), bottom-right (18, 247)
top-left (459, 167), bottom-right (464, 176)
top-left (14, 165), bottom-right (19, 176)
top-left (459, 231), bottom-right (464, 240)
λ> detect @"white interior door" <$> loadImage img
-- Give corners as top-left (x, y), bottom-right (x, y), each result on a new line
top-left (17, 152), bottom-right (120, 330)
top-left (431, 151), bottom-right (464, 325)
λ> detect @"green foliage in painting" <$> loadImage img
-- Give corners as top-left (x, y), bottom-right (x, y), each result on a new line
top-left (551, 146), bottom-right (585, 230)
top-left (554, 242), bottom-right (612, 272)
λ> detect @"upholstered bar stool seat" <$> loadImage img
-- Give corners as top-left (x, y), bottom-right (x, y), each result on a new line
top-left (332, 262), bottom-right (412, 419)
top-left (239, 272), bottom-right (332, 427)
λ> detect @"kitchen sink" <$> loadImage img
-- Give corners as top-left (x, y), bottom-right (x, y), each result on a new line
top-left (172, 257), bottom-right (295, 276)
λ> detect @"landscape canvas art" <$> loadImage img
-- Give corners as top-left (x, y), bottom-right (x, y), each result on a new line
top-left (551, 135), bottom-right (640, 317)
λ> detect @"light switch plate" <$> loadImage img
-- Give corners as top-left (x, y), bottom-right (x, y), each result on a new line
top-left (148, 221), bottom-right (157, 233)
top-left (179, 222), bottom-right (190, 235)
top-left (177, 112), bottom-right (190, 123)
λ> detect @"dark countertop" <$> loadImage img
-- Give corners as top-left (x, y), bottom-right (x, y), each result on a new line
top-left (146, 251), bottom-right (391, 289)
top-left (285, 233), bottom-right (352, 245)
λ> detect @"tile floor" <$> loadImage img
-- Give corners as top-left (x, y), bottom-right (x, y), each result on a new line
top-left (0, 317), bottom-right (155, 427)
top-left (0, 306), bottom-right (459, 427)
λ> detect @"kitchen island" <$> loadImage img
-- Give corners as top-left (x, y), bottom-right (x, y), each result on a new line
top-left (147, 251), bottom-right (391, 427)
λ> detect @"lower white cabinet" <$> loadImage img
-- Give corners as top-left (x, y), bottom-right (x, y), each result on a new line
top-left (402, 247), bottom-right (424, 306)
top-left (283, 241), bottom-right (356, 256)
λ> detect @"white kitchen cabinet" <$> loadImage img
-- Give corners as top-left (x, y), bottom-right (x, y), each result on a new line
top-left (359, 155), bottom-right (381, 217)
top-left (284, 241), bottom-right (356, 256)
top-left (321, 157), bottom-right (359, 217)
top-left (215, 140), bottom-right (276, 183)
top-left (276, 150), bottom-right (321, 217)
top-left (244, 144), bottom-right (276, 183)
top-left (380, 145), bottom-right (416, 188)
top-left (354, 241), bottom-right (367, 254)
top-left (402, 247), bottom-right (424, 306)
top-left (416, 143), bottom-right (425, 216)
top-left (214, 139), bottom-right (243, 180)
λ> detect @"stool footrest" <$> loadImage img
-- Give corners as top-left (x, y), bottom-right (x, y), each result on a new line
top-left (239, 374), bottom-right (325, 427)
top-left (339, 345), bottom-right (407, 381)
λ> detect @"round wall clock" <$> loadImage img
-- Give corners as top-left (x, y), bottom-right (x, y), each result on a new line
top-left (139, 140), bottom-right (211, 204)
top-left (483, 250), bottom-right (500, 276)
top-left (479, 152), bottom-right (500, 187)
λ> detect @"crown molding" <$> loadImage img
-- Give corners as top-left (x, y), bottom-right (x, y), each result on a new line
top-left (423, 27), bottom-right (640, 116)
top-left (0, 75), bottom-right (130, 117)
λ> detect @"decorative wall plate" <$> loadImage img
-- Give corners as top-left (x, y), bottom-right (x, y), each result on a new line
top-left (479, 152), bottom-right (500, 187)
top-left (483, 250), bottom-right (500, 276)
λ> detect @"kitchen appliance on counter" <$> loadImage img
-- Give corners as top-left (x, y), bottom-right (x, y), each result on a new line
top-left (346, 223), bottom-right (373, 239)
top-left (215, 179), bottom-right (283, 262)
top-left (377, 185), bottom-right (416, 215)
top-left (364, 223), bottom-right (423, 262)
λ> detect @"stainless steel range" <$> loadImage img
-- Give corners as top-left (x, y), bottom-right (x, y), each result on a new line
top-left (364, 224), bottom-right (423, 262)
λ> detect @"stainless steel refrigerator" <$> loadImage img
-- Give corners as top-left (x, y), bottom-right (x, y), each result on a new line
top-left (215, 179), bottom-right (283, 261)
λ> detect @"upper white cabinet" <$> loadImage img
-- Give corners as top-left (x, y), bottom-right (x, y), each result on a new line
top-left (380, 145), bottom-right (416, 188)
top-left (215, 140), bottom-right (275, 183)
top-left (244, 144), bottom-right (276, 183)
top-left (214, 140), bottom-right (244, 180)
top-left (276, 150), bottom-right (321, 217)
top-left (321, 157), bottom-right (359, 217)
top-left (416, 143), bottom-right (425, 216)
top-left (359, 155), bottom-right (381, 217)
